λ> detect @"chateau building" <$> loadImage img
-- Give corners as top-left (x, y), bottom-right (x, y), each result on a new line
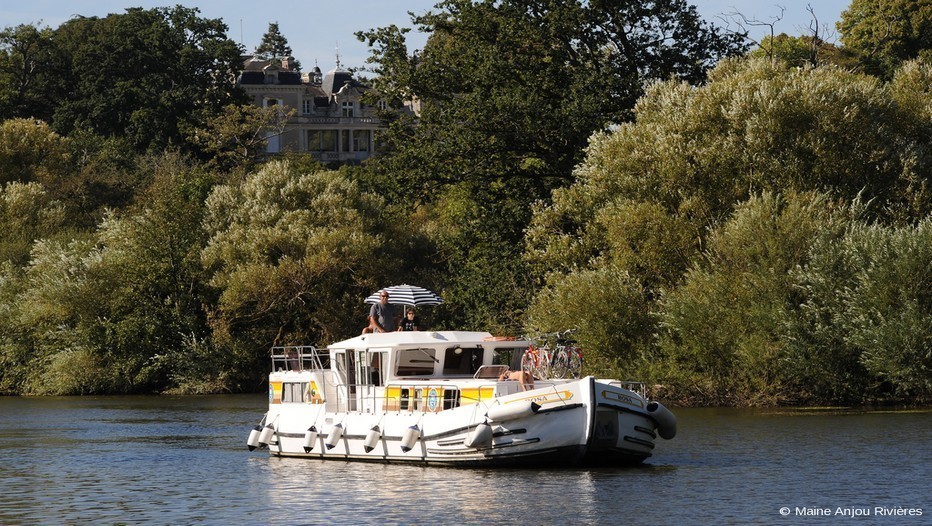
top-left (237, 55), bottom-right (389, 163)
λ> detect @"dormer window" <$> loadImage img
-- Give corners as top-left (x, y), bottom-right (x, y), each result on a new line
top-left (302, 99), bottom-right (313, 115)
top-left (341, 101), bottom-right (355, 118)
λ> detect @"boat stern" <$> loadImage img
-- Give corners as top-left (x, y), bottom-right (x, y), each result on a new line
top-left (585, 378), bottom-right (677, 464)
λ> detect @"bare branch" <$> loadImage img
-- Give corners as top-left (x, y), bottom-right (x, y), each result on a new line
top-left (718, 5), bottom-right (786, 64)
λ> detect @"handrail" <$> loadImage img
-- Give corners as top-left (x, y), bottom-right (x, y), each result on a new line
top-left (271, 345), bottom-right (330, 372)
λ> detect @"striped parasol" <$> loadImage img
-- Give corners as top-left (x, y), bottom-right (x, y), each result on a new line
top-left (364, 284), bottom-right (443, 306)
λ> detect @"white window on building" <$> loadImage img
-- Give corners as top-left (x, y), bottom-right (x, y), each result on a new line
top-left (341, 101), bottom-right (355, 118)
top-left (302, 99), bottom-right (313, 115)
top-left (377, 100), bottom-right (387, 111)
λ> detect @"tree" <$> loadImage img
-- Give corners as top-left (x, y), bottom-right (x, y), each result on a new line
top-left (659, 192), bottom-right (848, 405)
top-left (528, 58), bottom-right (930, 289)
top-left (201, 161), bottom-right (401, 381)
top-left (0, 181), bottom-right (66, 266)
top-left (359, 0), bottom-right (747, 200)
top-left (525, 57), bottom-right (932, 403)
top-left (255, 22), bottom-right (294, 61)
top-left (0, 152), bottom-right (217, 395)
top-left (786, 217), bottom-right (932, 403)
top-left (0, 118), bottom-right (70, 186)
top-left (838, 0), bottom-right (932, 78)
top-left (0, 23), bottom-right (59, 120)
top-left (749, 33), bottom-right (858, 69)
top-left (356, 0), bottom-right (745, 331)
top-left (46, 6), bottom-right (246, 152)
top-left (185, 103), bottom-right (296, 170)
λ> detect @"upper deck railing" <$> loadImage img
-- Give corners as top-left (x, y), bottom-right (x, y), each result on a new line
top-left (271, 345), bottom-right (330, 372)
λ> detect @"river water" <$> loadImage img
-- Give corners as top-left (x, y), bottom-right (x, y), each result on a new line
top-left (0, 395), bottom-right (928, 525)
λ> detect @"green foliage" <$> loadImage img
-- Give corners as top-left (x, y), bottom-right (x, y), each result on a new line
top-left (360, 0), bottom-right (746, 201)
top-left (527, 57), bottom-right (932, 404)
top-left (357, 0), bottom-right (746, 337)
top-left (0, 152), bottom-right (218, 394)
top-left (0, 182), bottom-right (66, 265)
top-left (526, 266), bottom-right (652, 379)
top-left (659, 192), bottom-right (846, 405)
top-left (0, 118), bottom-right (70, 185)
top-left (255, 22), bottom-right (295, 62)
top-left (529, 58), bottom-right (930, 287)
top-left (185, 103), bottom-right (297, 171)
top-left (789, 219), bottom-right (932, 401)
top-left (202, 161), bottom-right (398, 373)
top-left (751, 33), bottom-right (859, 69)
top-left (0, 24), bottom-right (60, 120)
top-left (5, 7), bottom-right (246, 152)
top-left (838, 0), bottom-right (932, 79)
top-left (6, 236), bottom-right (106, 394)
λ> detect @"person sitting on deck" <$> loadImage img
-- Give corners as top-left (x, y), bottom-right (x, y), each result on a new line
top-left (498, 367), bottom-right (534, 391)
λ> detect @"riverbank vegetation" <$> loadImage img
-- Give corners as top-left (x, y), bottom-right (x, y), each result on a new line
top-left (0, 1), bottom-right (929, 405)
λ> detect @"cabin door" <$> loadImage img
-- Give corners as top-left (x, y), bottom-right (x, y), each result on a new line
top-left (355, 350), bottom-right (386, 412)
top-left (334, 351), bottom-right (357, 412)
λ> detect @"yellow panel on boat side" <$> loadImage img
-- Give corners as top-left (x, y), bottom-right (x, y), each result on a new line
top-left (460, 387), bottom-right (494, 405)
top-left (269, 381), bottom-right (283, 404)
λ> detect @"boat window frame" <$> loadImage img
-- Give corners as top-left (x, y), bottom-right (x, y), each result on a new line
top-left (281, 381), bottom-right (307, 403)
top-left (441, 346), bottom-right (484, 376)
top-left (395, 347), bottom-right (438, 377)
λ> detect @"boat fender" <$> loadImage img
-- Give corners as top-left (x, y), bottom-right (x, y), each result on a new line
top-left (247, 425), bottom-right (262, 451)
top-left (257, 423), bottom-right (276, 447)
top-left (364, 426), bottom-right (382, 453)
top-left (400, 424), bottom-right (421, 453)
top-left (486, 401), bottom-right (540, 422)
top-left (463, 421), bottom-right (493, 449)
top-left (302, 426), bottom-right (319, 453)
top-left (324, 423), bottom-right (344, 450)
top-left (646, 401), bottom-right (677, 440)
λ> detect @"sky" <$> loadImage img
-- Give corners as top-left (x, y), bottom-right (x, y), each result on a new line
top-left (2, 1), bottom-right (853, 72)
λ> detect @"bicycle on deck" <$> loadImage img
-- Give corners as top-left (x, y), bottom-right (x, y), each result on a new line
top-left (520, 329), bottom-right (583, 380)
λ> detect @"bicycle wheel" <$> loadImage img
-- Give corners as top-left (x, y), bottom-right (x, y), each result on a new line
top-left (550, 348), bottom-right (568, 379)
top-left (567, 347), bottom-right (583, 378)
top-left (521, 347), bottom-right (541, 378)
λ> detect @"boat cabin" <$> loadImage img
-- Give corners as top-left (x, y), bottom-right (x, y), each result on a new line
top-left (268, 331), bottom-right (533, 414)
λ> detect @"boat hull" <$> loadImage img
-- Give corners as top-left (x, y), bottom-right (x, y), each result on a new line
top-left (256, 377), bottom-right (670, 467)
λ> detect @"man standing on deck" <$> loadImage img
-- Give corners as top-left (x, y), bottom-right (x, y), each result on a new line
top-left (367, 290), bottom-right (396, 333)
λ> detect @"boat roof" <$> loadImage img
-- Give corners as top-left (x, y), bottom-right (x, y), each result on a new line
top-left (328, 331), bottom-right (526, 350)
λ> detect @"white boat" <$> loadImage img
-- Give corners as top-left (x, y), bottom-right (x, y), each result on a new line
top-left (246, 330), bottom-right (676, 466)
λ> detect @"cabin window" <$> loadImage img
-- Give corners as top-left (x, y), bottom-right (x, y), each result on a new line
top-left (493, 347), bottom-right (523, 370)
top-left (442, 347), bottom-right (483, 375)
top-left (444, 389), bottom-right (460, 410)
top-left (396, 348), bottom-right (437, 376)
top-left (282, 382), bottom-right (306, 403)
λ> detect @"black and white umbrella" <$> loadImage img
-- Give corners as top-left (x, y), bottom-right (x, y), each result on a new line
top-left (364, 284), bottom-right (443, 306)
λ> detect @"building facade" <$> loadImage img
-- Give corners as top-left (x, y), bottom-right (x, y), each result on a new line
top-left (237, 56), bottom-right (388, 164)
